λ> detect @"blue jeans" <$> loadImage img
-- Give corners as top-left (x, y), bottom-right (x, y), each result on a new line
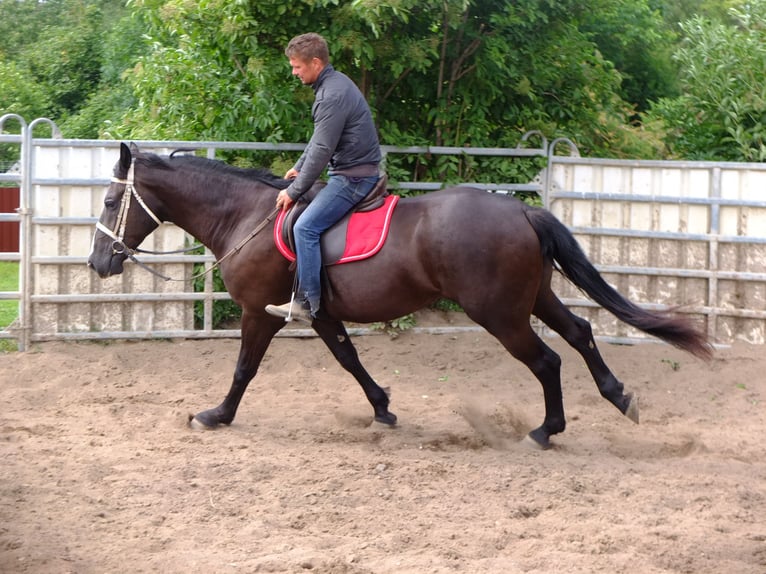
top-left (294, 174), bottom-right (379, 315)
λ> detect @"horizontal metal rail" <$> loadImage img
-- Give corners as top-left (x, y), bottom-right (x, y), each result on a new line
top-left (551, 154), bottom-right (766, 171)
top-left (569, 226), bottom-right (766, 244)
top-left (553, 189), bottom-right (766, 209)
top-left (31, 292), bottom-right (232, 303)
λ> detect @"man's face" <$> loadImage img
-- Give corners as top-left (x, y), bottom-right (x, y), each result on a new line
top-left (289, 56), bottom-right (324, 85)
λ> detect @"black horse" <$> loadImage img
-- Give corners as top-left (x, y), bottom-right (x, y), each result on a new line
top-left (88, 143), bottom-right (712, 449)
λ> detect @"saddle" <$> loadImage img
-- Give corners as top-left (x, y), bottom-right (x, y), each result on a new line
top-left (275, 175), bottom-right (399, 266)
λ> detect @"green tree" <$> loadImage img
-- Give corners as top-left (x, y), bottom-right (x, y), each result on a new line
top-left (329, 0), bottom-right (637, 153)
top-left (0, 61), bottom-right (51, 122)
top-left (2, 0), bottom-right (691, 160)
top-left (647, 1), bottom-right (766, 160)
top-left (0, 0), bottom-right (62, 61)
top-left (582, 0), bottom-right (679, 113)
top-left (657, 0), bottom-right (745, 27)
top-left (0, 0), bottom-right (135, 138)
top-left (119, 0), bottom-right (307, 142)
top-left (61, 6), bottom-right (145, 139)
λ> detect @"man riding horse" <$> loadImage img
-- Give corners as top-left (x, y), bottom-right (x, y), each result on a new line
top-left (266, 32), bottom-right (382, 322)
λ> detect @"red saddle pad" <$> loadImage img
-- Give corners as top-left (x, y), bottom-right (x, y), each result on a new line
top-left (274, 194), bottom-right (399, 265)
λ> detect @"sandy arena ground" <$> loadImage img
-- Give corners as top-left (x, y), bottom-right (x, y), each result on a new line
top-left (1, 312), bottom-right (764, 573)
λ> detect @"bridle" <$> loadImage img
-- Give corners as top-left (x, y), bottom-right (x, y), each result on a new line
top-left (94, 159), bottom-right (279, 282)
top-left (96, 161), bottom-right (163, 256)
top-left (94, 160), bottom-right (180, 280)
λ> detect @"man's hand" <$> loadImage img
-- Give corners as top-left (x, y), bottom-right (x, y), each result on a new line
top-left (284, 168), bottom-right (299, 179)
top-left (276, 189), bottom-right (294, 211)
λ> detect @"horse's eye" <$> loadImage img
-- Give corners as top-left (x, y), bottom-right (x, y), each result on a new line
top-left (104, 198), bottom-right (117, 209)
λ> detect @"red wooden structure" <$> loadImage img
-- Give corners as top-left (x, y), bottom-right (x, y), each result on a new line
top-left (0, 187), bottom-right (20, 252)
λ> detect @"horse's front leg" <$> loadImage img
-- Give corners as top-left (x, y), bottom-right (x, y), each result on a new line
top-left (312, 317), bottom-right (397, 425)
top-left (190, 312), bottom-right (283, 429)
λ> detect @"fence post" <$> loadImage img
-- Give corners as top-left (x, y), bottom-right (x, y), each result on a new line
top-left (0, 114), bottom-right (27, 350)
top-left (20, 118), bottom-right (62, 351)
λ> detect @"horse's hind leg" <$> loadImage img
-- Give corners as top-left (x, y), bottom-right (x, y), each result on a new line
top-left (311, 317), bottom-right (397, 425)
top-left (472, 311), bottom-right (566, 449)
top-left (533, 280), bottom-right (638, 423)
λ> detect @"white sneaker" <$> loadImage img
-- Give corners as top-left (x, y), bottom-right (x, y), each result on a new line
top-left (265, 301), bottom-right (313, 323)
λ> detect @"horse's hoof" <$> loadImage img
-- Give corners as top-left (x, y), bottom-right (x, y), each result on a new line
top-left (524, 429), bottom-right (551, 450)
top-left (188, 413), bottom-right (217, 430)
top-left (374, 411), bottom-right (398, 426)
top-left (521, 434), bottom-right (548, 450)
top-left (624, 393), bottom-right (639, 424)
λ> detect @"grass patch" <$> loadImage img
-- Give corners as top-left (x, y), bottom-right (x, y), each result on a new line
top-left (431, 298), bottom-right (463, 312)
top-left (0, 339), bottom-right (17, 352)
top-left (0, 261), bottom-right (19, 328)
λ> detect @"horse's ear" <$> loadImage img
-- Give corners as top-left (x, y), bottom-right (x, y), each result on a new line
top-left (119, 142), bottom-right (132, 171)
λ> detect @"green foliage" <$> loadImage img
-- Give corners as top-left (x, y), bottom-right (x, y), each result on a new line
top-left (0, 339), bottom-right (17, 353)
top-left (657, 0), bottom-right (746, 27)
top-left (61, 85), bottom-right (136, 140)
top-left (17, 2), bottom-right (113, 118)
top-left (0, 262), bottom-right (19, 328)
top-left (0, 0), bottom-right (54, 61)
top-left (0, 0), bottom-right (136, 140)
top-left (189, 248), bottom-right (242, 329)
top-left (431, 298), bottom-right (463, 312)
top-left (4, 0), bottom-right (762, 164)
top-left (582, 0), bottom-right (679, 112)
top-left (116, 0), bottom-right (667, 158)
top-left (120, 0), bottom-right (304, 141)
top-left (371, 313), bottom-right (417, 338)
top-left (0, 61), bottom-right (52, 121)
top-left (647, 2), bottom-right (766, 161)
top-left (61, 7), bottom-right (145, 139)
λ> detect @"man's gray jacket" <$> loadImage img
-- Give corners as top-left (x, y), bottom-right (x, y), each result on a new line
top-left (285, 64), bottom-right (381, 201)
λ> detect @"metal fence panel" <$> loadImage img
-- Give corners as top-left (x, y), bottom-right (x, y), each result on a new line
top-left (546, 157), bottom-right (766, 345)
top-left (2, 117), bottom-right (765, 349)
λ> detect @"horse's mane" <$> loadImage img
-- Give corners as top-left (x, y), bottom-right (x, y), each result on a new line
top-left (135, 150), bottom-right (291, 190)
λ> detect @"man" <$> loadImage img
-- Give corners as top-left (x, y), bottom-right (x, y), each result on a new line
top-left (266, 33), bottom-right (381, 322)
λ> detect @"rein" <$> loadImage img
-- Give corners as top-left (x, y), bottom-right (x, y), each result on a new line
top-left (96, 160), bottom-right (279, 282)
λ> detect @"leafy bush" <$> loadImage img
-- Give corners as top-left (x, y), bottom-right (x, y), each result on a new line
top-left (647, 3), bottom-right (766, 161)
top-left (190, 248), bottom-right (242, 329)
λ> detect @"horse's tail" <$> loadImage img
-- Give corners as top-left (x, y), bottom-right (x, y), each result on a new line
top-left (523, 206), bottom-right (713, 359)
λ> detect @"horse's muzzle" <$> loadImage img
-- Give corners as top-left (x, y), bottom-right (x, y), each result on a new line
top-left (87, 254), bottom-right (125, 278)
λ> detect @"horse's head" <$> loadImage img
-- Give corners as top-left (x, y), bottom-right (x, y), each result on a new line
top-left (87, 142), bottom-right (164, 278)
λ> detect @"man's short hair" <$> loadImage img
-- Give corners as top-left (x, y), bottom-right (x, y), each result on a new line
top-left (285, 33), bottom-right (330, 64)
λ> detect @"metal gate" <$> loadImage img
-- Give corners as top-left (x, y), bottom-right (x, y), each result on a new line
top-left (544, 155), bottom-right (766, 346)
top-left (1, 115), bottom-right (764, 351)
